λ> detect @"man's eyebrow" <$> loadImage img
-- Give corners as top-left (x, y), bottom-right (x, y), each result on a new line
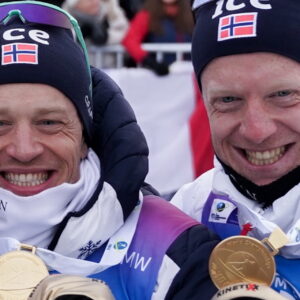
top-left (33, 108), bottom-right (68, 115)
top-left (0, 107), bottom-right (68, 116)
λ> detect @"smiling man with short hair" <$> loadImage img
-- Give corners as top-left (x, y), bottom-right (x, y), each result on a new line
top-left (0, 84), bottom-right (87, 196)
top-left (172, 0), bottom-right (300, 298)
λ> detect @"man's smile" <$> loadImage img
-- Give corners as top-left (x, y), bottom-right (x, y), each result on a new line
top-left (4, 172), bottom-right (49, 187)
top-left (244, 146), bottom-right (286, 166)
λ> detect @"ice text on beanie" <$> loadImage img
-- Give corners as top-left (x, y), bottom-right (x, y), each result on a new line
top-left (212, 0), bottom-right (272, 19)
top-left (3, 28), bottom-right (49, 45)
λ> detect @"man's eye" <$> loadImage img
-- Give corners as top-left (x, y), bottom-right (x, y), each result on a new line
top-left (270, 90), bottom-right (292, 98)
top-left (275, 90), bottom-right (291, 97)
top-left (211, 95), bottom-right (242, 113)
top-left (221, 96), bottom-right (236, 103)
top-left (37, 120), bottom-right (63, 133)
top-left (40, 120), bottom-right (59, 125)
top-left (0, 120), bottom-right (11, 126)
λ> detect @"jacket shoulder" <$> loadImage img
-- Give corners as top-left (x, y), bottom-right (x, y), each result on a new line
top-left (91, 66), bottom-right (149, 219)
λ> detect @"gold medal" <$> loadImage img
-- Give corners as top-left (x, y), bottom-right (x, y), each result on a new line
top-left (0, 244), bottom-right (49, 300)
top-left (209, 228), bottom-right (289, 289)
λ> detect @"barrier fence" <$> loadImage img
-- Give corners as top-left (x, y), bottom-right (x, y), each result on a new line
top-left (88, 43), bottom-right (192, 69)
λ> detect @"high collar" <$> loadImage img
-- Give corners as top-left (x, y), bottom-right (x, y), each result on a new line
top-left (217, 157), bottom-right (300, 208)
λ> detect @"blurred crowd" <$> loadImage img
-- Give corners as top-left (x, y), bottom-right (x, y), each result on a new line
top-left (21, 0), bottom-right (194, 75)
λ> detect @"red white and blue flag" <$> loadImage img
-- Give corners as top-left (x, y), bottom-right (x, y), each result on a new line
top-left (218, 13), bottom-right (257, 41)
top-left (1, 43), bottom-right (38, 65)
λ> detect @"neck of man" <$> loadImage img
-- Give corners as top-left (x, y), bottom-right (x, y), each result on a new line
top-left (218, 157), bottom-right (300, 208)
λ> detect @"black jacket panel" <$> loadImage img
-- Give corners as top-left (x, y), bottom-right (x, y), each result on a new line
top-left (166, 225), bottom-right (219, 300)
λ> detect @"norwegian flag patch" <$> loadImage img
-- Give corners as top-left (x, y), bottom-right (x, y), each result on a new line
top-left (218, 12), bottom-right (257, 41)
top-left (1, 43), bottom-right (38, 65)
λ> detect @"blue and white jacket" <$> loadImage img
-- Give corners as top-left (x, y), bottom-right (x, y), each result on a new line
top-left (41, 67), bottom-right (219, 300)
top-left (172, 158), bottom-right (300, 300)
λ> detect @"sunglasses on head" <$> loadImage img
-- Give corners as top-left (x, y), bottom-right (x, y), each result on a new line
top-left (0, 0), bottom-right (92, 93)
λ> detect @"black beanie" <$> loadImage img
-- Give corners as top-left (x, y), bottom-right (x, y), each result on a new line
top-left (0, 6), bottom-right (93, 143)
top-left (191, 0), bottom-right (300, 86)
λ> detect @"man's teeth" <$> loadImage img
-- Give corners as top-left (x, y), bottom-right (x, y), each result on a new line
top-left (246, 146), bottom-right (285, 165)
top-left (4, 173), bottom-right (48, 186)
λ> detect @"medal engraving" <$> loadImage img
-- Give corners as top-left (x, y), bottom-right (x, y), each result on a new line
top-left (0, 244), bottom-right (49, 300)
top-left (209, 236), bottom-right (276, 289)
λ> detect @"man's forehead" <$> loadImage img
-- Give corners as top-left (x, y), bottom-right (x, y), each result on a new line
top-left (201, 52), bottom-right (300, 95)
top-left (0, 83), bottom-right (75, 109)
top-left (203, 52), bottom-right (300, 76)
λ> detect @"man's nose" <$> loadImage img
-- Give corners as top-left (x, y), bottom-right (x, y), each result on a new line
top-left (238, 99), bottom-right (277, 144)
top-left (5, 125), bottom-right (43, 162)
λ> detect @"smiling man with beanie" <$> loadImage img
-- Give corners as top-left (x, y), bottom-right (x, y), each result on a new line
top-left (172, 0), bottom-right (300, 298)
top-left (0, 1), bottom-right (220, 299)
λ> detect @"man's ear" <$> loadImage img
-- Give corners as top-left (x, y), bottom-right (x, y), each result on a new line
top-left (80, 140), bottom-right (88, 159)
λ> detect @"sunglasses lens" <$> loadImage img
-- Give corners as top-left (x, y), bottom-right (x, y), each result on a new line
top-left (0, 3), bottom-right (72, 29)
